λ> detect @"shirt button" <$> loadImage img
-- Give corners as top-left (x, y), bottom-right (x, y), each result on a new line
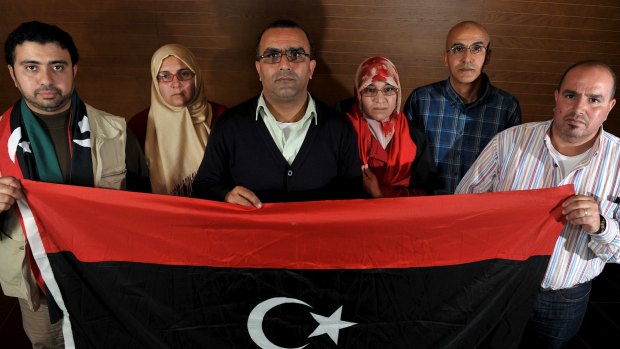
top-left (288, 170), bottom-right (293, 176)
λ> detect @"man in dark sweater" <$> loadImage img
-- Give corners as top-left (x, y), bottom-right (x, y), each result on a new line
top-left (192, 19), bottom-right (362, 206)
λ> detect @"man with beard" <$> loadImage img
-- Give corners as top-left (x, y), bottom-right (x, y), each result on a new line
top-left (192, 19), bottom-right (362, 206)
top-left (456, 61), bottom-right (619, 348)
top-left (0, 21), bottom-right (148, 348)
top-left (403, 21), bottom-right (521, 195)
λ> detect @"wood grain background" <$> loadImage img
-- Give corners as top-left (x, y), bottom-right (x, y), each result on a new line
top-left (1, 0), bottom-right (619, 134)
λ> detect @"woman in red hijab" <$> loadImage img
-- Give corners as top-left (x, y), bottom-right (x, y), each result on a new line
top-left (345, 56), bottom-right (436, 197)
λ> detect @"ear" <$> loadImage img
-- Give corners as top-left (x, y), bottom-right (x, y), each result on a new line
top-left (443, 52), bottom-right (448, 67)
top-left (8, 65), bottom-right (17, 87)
top-left (255, 61), bottom-right (261, 81)
top-left (554, 89), bottom-right (559, 104)
top-left (72, 64), bottom-right (78, 78)
top-left (609, 98), bottom-right (616, 113)
top-left (309, 59), bottom-right (317, 80)
top-left (483, 48), bottom-right (492, 66)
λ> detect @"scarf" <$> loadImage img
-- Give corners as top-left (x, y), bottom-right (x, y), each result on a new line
top-left (145, 44), bottom-right (213, 196)
top-left (1, 91), bottom-right (93, 185)
top-left (347, 56), bottom-right (417, 191)
top-left (0, 91), bottom-right (94, 317)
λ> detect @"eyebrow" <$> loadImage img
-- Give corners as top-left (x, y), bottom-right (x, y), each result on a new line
top-left (263, 46), bottom-right (305, 52)
top-left (158, 68), bottom-right (191, 73)
top-left (19, 59), bottom-right (70, 65)
top-left (451, 41), bottom-right (486, 47)
top-left (563, 89), bottom-right (605, 100)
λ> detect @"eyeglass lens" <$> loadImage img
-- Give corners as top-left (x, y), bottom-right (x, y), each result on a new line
top-left (157, 69), bottom-right (195, 82)
top-left (259, 49), bottom-right (308, 64)
top-left (361, 86), bottom-right (398, 97)
top-left (448, 44), bottom-right (486, 55)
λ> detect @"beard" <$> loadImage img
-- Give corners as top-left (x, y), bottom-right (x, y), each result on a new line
top-left (25, 86), bottom-right (72, 113)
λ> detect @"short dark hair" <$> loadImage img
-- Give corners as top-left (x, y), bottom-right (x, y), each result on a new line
top-left (557, 60), bottom-right (617, 99)
top-left (255, 19), bottom-right (315, 60)
top-left (4, 20), bottom-right (79, 67)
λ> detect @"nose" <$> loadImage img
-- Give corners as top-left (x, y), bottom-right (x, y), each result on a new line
top-left (462, 49), bottom-right (474, 62)
top-left (39, 67), bottom-right (54, 85)
top-left (574, 96), bottom-right (588, 114)
top-left (278, 57), bottom-right (292, 70)
top-left (170, 75), bottom-right (183, 87)
top-left (372, 91), bottom-right (388, 102)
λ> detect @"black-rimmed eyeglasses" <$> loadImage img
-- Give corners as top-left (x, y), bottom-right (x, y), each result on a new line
top-left (257, 48), bottom-right (310, 64)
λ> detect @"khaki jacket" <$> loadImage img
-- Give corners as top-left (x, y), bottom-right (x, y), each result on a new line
top-left (0, 104), bottom-right (127, 310)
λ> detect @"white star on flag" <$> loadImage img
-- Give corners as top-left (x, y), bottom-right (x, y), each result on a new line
top-left (308, 306), bottom-right (356, 344)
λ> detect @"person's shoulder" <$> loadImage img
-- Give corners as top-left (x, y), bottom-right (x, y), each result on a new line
top-left (334, 97), bottom-right (356, 114)
top-left (313, 98), bottom-right (349, 125)
top-left (496, 121), bottom-right (548, 141)
top-left (409, 79), bottom-right (448, 98)
top-left (601, 129), bottom-right (620, 146)
top-left (220, 97), bottom-right (258, 116)
top-left (211, 96), bottom-right (259, 128)
top-left (85, 104), bottom-right (125, 122)
top-left (85, 104), bottom-right (126, 137)
top-left (208, 101), bottom-right (228, 118)
top-left (127, 107), bottom-right (148, 132)
top-left (0, 104), bottom-right (16, 122)
top-left (486, 80), bottom-right (519, 102)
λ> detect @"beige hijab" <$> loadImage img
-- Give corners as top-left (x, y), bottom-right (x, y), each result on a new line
top-left (146, 44), bottom-right (213, 196)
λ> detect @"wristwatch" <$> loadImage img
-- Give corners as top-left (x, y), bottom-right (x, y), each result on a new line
top-left (596, 215), bottom-right (607, 234)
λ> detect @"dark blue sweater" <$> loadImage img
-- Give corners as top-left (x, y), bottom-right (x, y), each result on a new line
top-left (192, 96), bottom-right (363, 203)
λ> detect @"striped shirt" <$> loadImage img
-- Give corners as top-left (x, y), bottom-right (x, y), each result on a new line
top-left (403, 74), bottom-right (521, 194)
top-left (456, 121), bottom-right (620, 289)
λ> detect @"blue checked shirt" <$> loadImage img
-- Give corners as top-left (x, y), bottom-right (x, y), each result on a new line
top-left (403, 74), bottom-right (521, 194)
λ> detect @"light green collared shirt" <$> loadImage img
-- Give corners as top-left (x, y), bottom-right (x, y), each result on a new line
top-left (256, 94), bottom-right (318, 165)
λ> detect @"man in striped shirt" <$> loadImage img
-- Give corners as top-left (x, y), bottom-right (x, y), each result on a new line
top-left (456, 60), bottom-right (618, 347)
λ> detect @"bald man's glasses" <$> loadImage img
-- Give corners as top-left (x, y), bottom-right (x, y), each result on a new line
top-left (257, 48), bottom-right (310, 64)
top-left (447, 44), bottom-right (487, 56)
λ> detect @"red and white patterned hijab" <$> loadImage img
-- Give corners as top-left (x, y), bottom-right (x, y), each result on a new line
top-left (354, 56), bottom-right (402, 120)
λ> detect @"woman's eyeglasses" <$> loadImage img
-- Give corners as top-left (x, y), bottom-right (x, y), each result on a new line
top-left (361, 86), bottom-right (398, 97)
top-left (157, 69), bottom-right (195, 82)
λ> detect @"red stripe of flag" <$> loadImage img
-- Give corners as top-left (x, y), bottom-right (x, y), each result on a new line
top-left (22, 180), bottom-right (572, 269)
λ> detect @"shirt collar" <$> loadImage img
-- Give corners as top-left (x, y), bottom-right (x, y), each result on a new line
top-left (445, 73), bottom-right (491, 107)
top-left (256, 93), bottom-right (318, 125)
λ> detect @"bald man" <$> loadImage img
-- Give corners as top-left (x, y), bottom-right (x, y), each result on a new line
top-left (403, 21), bottom-right (521, 194)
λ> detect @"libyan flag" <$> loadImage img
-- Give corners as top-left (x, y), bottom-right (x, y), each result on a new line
top-left (17, 180), bottom-right (572, 349)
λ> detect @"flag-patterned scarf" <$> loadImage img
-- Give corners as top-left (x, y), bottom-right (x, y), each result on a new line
top-left (1, 91), bottom-right (94, 186)
top-left (0, 91), bottom-right (94, 321)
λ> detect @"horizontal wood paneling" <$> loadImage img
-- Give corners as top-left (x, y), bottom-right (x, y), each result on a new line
top-left (0, 0), bottom-right (619, 135)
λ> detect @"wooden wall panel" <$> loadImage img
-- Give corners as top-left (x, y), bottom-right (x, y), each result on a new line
top-left (0, 0), bottom-right (619, 134)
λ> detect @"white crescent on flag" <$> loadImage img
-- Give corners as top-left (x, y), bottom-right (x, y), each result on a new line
top-left (8, 126), bottom-right (31, 163)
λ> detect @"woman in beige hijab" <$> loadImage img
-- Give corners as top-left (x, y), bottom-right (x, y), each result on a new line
top-left (129, 44), bottom-right (226, 196)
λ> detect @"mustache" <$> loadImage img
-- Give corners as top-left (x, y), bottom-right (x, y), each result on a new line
top-left (564, 113), bottom-right (588, 123)
top-left (458, 63), bottom-right (477, 70)
top-left (34, 86), bottom-right (62, 95)
top-left (274, 71), bottom-right (297, 80)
